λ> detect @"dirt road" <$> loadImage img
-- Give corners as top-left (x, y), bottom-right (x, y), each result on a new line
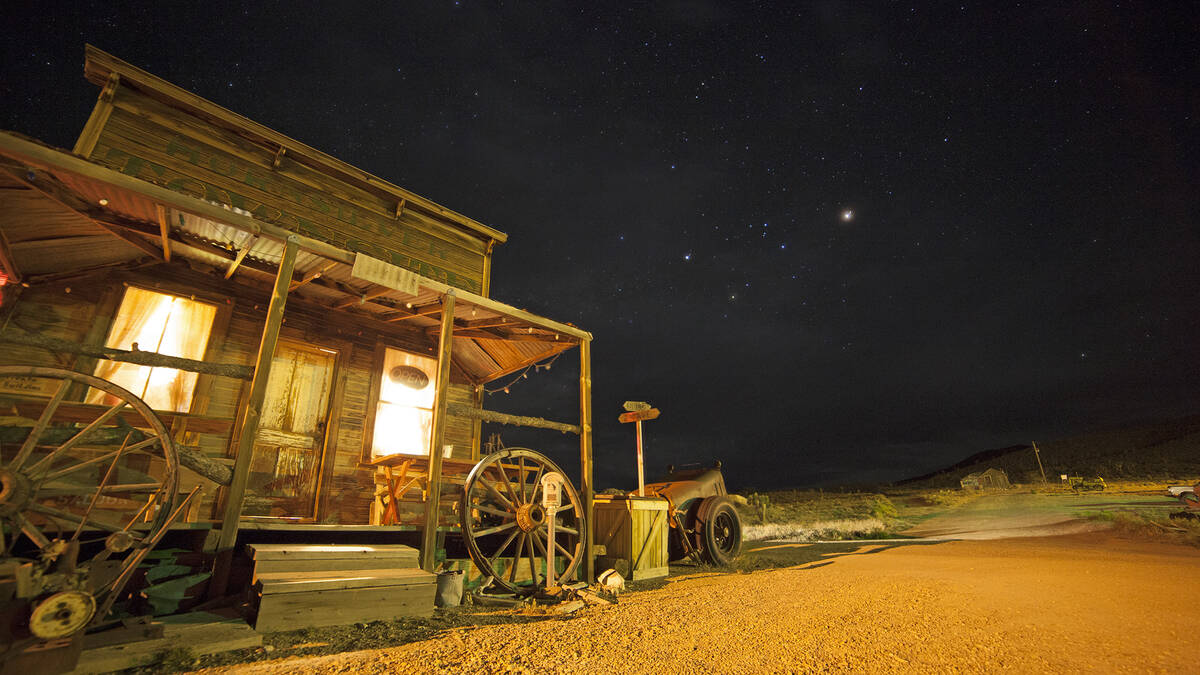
top-left (196, 528), bottom-right (1199, 674)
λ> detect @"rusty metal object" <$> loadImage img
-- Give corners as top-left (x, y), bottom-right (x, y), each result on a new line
top-left (29, 591), bottom-right (95, 639)
top-left (642, 462), bottom-right (743, 565)
top-left (0, 365), bottom-right (183, 654)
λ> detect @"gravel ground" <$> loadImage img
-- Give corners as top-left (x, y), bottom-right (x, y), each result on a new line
top-left (188, 531), bottom-right (1199, 674)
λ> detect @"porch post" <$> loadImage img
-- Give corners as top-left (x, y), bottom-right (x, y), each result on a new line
top-left (217, 236), bottom-right (299, 550)
top-left (578, 338), bottom-right (594, 582)
top-left (420, 290), bottom-right (455, 571)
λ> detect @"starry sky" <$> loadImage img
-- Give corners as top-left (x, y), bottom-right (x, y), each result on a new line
top-left (2, 2), bottom-right (1197, 490)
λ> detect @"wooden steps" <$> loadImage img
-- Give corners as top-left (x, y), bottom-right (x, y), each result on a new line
top-left (248, 543), bottom-right (435, 633)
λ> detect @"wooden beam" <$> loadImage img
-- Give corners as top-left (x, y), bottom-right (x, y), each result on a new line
top-left (385, 303), bottom-right (443, 323)
top-left (462, 318), bottom-right (520, 330)
top-left (155, 204), bottom-right (172, 261)
top-left (435, 327), bottom-right (571, 343)
top-left (224, 236), bottom-right (257, 279)
top-left (72, 72), bottom-right (119, 157)
top-left (217, 236), bottom-right (299, 551)
top-left (94, 221), bottom-right (165, 260)
top-left (333, 284), bottom-right (391, 309)
top-left (0, 228), bottom-right (21, 283)
top-left (578, 338), bottom-right (594, 583)
top-left (0, 331), bottom-right (253, 379)
top-left (290, 260), bottom-right (338, 291)
top-left (420, 290), bottom-right (455, 572)
top-left (477, 341), bottom-right (577, 384)
top-left (445, 403), bottom-right (580, 434)
top-left (0, 399), bottom-right (235, 436)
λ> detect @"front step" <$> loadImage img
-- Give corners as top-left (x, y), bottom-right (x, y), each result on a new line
top-left (247, 544), bottom-right (435, 633)
top-left (248, 543), bottom-right (420, 579)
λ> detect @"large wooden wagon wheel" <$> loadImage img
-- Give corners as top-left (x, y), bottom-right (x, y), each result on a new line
top-left (461, 448), bottom-right (585, 595)
top-left (0, 366), bottom-right (179, 626)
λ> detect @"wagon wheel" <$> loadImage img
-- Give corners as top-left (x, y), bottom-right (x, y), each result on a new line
top-left (461, 448), bottom-right (585, 595)
top-left (0, 366), bottom-right (179, 603)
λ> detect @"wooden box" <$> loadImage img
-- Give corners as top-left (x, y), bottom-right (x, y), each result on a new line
top-left (592, 495), bottom-right (669, 581)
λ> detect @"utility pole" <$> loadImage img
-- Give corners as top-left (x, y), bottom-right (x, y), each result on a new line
top-left (1032, 441), bottom-right (1048, 485)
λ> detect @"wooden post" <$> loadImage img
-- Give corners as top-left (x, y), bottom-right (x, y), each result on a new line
top-left (216, 236), bottom-right (298, 550)
top-left (1032, 441), bottom-right (1047, 485)
top-left (578, 338), bottom-right (594, 583)
top-left (420, 290), bottom-right (455, 571)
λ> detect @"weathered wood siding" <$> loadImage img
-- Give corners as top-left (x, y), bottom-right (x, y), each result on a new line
top-left (0, 269), bottom-right (483, 526)
top-left (82, 84), bottom-right (489, 294)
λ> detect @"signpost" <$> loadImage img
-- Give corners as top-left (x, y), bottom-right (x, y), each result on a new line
top-left (619, 401), bottom-right (660, 497)
top-left (540, 471), bottom-right (564, 589)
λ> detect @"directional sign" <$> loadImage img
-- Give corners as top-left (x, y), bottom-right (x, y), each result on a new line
top-left (619, 408), bottom-right (660, 423)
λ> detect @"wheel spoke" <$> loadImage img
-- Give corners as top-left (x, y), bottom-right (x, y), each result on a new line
top-left (470, 502), bottom-right (516, 519)
top-left (528, 462), bottom-right (545, 504)
top-left (526, 531), bottom-right (540, 586)
top-left (41, 437), bottom-right (162, 482)
top-left (553, 524), bottom-right (579, 536)
top-left (507, 533), bottom-right (526, 582)
top-left (531, 529), bottom-right (548, 557)
top-left (27, 502), bottom-right (126, 534)
top-left (27, 402), bottom-right (129, 475)
top-left (40, 483), bottom-right (163, 496)
top-left (8, 380), bottom-right (70, 471)
top-left (554, 502), bottom-right (576, 516)
top-left (550, 535), bottom-right (574, 560)
top-left (473, 521), bottom-right (517, 538)
top-left (477, 475), bottom-right (514, 512)
top-left (488, 527), bottom-right (521, 568)
top-left (12, 512), bottom-right (53, 549)
top-left (517, 456), bottom-right (527, 503)
top-left (491, 464), bottom-right (521, 506)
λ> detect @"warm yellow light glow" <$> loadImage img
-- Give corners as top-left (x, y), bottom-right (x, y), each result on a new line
top-left (88, 287), bottom-right (216, 411)
top-left (371, 349), bottom-right (437, 458)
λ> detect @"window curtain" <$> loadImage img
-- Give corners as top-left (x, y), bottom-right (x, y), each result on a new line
top-left (88, 287), bottom-right (216, 412)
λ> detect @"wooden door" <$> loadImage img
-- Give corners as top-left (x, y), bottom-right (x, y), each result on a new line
top-left (242, 340), bottom-right (338, 521)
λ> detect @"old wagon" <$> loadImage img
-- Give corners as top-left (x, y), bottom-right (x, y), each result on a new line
top-left (0, 46), bottom-right (597, 660)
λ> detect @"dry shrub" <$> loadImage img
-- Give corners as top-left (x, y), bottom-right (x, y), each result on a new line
top-left (744, 517), bottom-right (889, 542)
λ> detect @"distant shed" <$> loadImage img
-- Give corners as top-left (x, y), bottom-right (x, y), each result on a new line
top-left (960, 468), bottom-right (1011, 490)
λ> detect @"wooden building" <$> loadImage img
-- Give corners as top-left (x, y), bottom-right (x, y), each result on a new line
top-left (960, 468), bottom-right (1010, 491)
top-left (0, 47), bottom-right (595, 580)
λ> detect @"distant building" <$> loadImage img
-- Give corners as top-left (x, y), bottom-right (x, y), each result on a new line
top-left (960, 468), bottom-right (1011, 490)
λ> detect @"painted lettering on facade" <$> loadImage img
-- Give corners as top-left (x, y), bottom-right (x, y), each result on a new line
top-left (94, 136), bottom-right (481, 294)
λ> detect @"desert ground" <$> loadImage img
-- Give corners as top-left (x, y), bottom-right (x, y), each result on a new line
top-left (190, 492), bottom-right (1199, 674)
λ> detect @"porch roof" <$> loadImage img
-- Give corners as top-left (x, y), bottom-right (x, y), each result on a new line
top-left (0, 131), bottom-right (589, 385)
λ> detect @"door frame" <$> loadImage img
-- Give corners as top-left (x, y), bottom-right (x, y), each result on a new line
top-left (235, 336), bottom-right (348, 523)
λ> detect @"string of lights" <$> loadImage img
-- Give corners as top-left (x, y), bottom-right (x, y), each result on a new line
top-left (483, 352), bottom-right (563, 395)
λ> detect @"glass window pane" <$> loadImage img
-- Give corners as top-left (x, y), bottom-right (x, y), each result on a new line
top-left (371, 348), bottom-right (437, 458)
top-left (87, 287), bottom-right (217, 412)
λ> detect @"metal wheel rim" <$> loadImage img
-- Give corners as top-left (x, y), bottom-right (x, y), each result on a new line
top-left (460, 448), bottom-right (585, 595)
top-left (0, 366), bottom-right (179, 591)
top-left (712, 509), bottom-right (739, 555)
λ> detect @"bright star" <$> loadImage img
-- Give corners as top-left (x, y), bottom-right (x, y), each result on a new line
top-left (841, 209), bottom-right (854, 222)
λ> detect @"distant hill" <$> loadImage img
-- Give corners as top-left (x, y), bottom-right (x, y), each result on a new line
top-left (898, 415), bottom-right (1200, 488)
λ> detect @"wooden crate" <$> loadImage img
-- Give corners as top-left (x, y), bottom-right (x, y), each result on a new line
top-left (592, 495), bottom-right (669, 580)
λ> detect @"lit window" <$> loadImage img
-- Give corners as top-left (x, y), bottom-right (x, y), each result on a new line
top-left (371, 348), bottom-right (436, 458)
top-left (87, 287), bottom-right (217, 412)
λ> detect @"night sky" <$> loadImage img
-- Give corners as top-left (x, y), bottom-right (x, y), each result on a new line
top-left (2, 3), bottom-right (1197, 491)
